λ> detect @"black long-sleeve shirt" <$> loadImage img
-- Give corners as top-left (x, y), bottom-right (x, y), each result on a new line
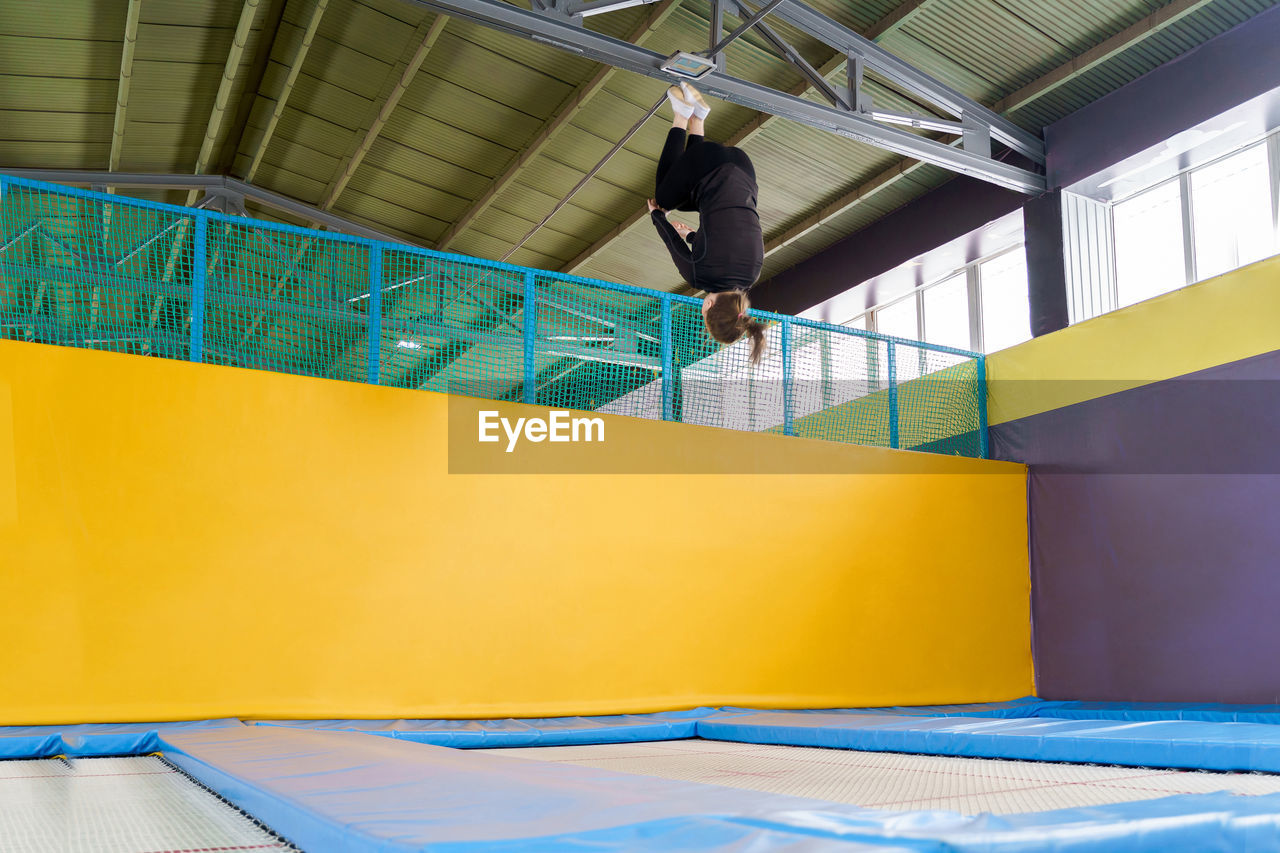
top-left (650, 163), bottom-right (764, 293)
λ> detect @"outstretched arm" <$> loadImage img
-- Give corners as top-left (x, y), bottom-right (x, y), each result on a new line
top-left (648, 200), bottom-right (695, 286)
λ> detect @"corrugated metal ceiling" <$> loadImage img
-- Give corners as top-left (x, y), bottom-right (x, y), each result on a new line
top-left (2, 0), bottom-right (1276, 296)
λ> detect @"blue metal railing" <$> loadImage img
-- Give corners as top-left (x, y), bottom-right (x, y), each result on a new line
top-left (0, 173), bottom-right (987, 456)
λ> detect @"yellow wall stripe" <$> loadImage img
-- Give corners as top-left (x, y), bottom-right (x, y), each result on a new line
top-left (988, 255), bottom-right (1280, 425)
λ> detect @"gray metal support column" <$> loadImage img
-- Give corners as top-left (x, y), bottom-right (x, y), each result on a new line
top-left (1023, 189), bottom-right (1070, 338)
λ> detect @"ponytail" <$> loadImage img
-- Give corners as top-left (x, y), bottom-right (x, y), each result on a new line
top-left (703, 290), bottom-right (769, 365)
top-left (743, 317), bottom-right (767, 365)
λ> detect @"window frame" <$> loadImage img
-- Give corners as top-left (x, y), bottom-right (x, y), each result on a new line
top-left (1108, 132), bottom-right (1280, 310)
top-left (853, 242), bottom-right (1029, 354)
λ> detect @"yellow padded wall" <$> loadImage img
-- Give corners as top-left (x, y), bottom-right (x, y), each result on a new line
top-left (0, 340), bottom-right (1030, 724)
top-left (988, 254), bottom-right (1280, 425)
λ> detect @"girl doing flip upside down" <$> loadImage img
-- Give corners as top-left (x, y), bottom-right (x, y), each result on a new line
top-left (648, 82), bottom-right (768, 363)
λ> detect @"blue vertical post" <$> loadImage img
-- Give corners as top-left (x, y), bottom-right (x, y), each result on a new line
top-left (523, 272), bottom-right (537, 404)
top-left (660, 295), bottom-right (674, 421)
top-left (190, 216), bottom-right (206, 363)
top-left (887, 340), bottom-right (899, 449)
top-left (368, 246), bottom-right (382, 385)
top-left (976, 353), bottom-right (989, 459)
top-left (781, 318), bottom-right (794, 437)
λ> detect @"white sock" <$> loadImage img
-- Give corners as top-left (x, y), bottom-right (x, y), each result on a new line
top-left (680, 82), bottom-right (711, 119)
top-left (666, 86), bottom-right (694, 118)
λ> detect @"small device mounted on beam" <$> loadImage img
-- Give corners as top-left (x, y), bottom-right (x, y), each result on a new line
top-left (660, 51), bottom-right (717, 80)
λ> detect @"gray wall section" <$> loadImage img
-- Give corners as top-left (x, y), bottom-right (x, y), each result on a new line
top-left (990, 348), bottom-right (1280, 702)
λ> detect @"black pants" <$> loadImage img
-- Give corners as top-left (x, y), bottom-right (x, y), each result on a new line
top-left (654, 128), bottom-right (755, 212)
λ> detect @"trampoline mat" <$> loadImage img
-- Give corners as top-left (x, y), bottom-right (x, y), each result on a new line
top-left (482, 738), bottom-right (1280, 816)
top-left (0, 755), bottom-right (297, 853)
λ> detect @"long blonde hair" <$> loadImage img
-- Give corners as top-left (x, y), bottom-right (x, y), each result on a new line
top-left (704, 290), bottom-right (767, 364)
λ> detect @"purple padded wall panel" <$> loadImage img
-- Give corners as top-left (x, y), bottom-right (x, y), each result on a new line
top-left (991, 348), bottom-right (1280, 703)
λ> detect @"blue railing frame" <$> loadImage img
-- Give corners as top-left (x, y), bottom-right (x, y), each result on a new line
top-left (0, 173), bottom-right (988, 456)
top-left (780, 318), bottom-right (794, 437)
top-left (191, 216), bottom-right (206, 364)
top-left (368, 246), bottom-right (382, 385)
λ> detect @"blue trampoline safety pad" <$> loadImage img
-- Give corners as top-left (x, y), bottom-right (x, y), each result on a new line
top-left (729, 697), bottom-right (1280, 724)
top-left (698, 712), bottom-right (1280, 772)
top-left (155, 727), bottom-right (1280, 853)
top-left (250, 707), bottom-right (715, 747)
top-left (0, 718), bottom-right (244, 759)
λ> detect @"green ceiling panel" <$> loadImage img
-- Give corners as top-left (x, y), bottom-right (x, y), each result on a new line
top-left (359, 137), bottom-right (493, 198)
top-left (344, 165), bottom-right (472, 220)
top-left (399, 75), bottom-right (547, 146)
top-left (253, 68), bottom-right (372, 131)
top-left (2, 0), bottom-right (128, 39)
top-left (0, 76), bottom-right (117, 113)
top-left (333, 186), bottom-right (451, 238)
top-left (377, 111), bottom-right (516, 178)
top-left (0, 141), bottom-right (111, 169)
top-left (0, 110), bottom-right (113, 141)
top-left (288, 34), bottom-right (398, 101)
top-left (419, 31), bottom-right (577, 116)
top-left (298, 0), bottom-right (421, 61)
top-left (0, 34), bottom-right (122, 78)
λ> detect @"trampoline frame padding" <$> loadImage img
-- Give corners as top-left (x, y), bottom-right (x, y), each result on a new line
top-left (9, 705), bottom-right (1280, 851)
top-left (108, 728), bottom-right (1280, 851)
top-left (697, 711), bottom-right (1280, 772)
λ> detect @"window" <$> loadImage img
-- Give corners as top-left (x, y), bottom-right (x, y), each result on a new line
top-left (859, 247), bottom-right (1030, 354)
top-left (845, 313), bottom-right (869, 331)
top-left (1107, 131), bottom-right (1280, 315)
top-left (922, 273), bottom-right (970, 350)
top-left (1113, 179), bottom-right (1185, 308)
top-left (980, 248), bottom-right (1031, 353)
top-left (874, 296), bottom-right (917, 340)
top-left (1191, 144), bottom-right (1275, 280)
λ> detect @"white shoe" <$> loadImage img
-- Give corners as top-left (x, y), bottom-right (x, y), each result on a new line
top-left (680, 81), bottom-right (711, 119)
top-left (666, 85), bottom-right (695, 118)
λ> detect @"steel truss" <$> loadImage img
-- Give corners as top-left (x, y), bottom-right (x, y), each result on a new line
top-left (396, 0), bottom-right (1045, 193)
top-left (0, 170), bottom-right (419, 246)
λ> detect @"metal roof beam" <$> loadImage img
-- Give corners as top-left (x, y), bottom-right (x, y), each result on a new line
top-left (559, 0), bottom-right (931, 277)
top-left (571, 0), bottom-right (1201, 286)
top-left (763, 153), bottom-right (935, 256)
top-left (434, 0), bottom-right (679, 252)
top-left (316, 13), bottom-right (450, 213)
top-left (394, 0), bottom-right (1045, 193)
top-left (864, 0), bottom-right (931, 41)
top-left (246, 0), bottom-right (330, 182)
top-left (762, 0), bottom-right (1223, 263)
top-left (107, 0), bottom-right (142, 181)
top-left (567, 0), bottom-right (663, 17)
top-left (761, 0), bottom-right (1043, 162)
top-left (499, 96), bottom-right (665, 261)
top-left (709, 0), bottom-right (788, 57)
top-left (187, 0), bottom-right (264, 206)
top-left (732, 1), bottom-right (848, 108)
top-left (1, 170), bottom-right (421, 247)
top-left (992, 0), bottom-right (1216, 114)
